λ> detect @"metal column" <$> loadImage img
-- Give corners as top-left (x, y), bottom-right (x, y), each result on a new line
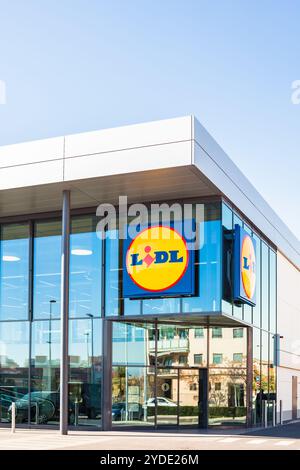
top-left (102, 320), bottom-right (112, 430)
top-left (60, 190), bottom-right (70, 435)
top-left (246, 326), bottom-right (253, 427)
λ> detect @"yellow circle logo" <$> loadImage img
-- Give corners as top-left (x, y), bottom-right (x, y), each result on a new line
top-left (126, 226), bottom-right (189, 292)
top-left (241, 235), bottom-right (256, 300)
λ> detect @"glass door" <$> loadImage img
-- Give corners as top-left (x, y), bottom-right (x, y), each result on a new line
top-left (155, 368), bottom-right (178, 426)
top-left (178, 369), bottom-right (200, 426)
top-left (111, 366), bottom-right (208, 428)
top-left (156, 367), bottom-right (207, 428)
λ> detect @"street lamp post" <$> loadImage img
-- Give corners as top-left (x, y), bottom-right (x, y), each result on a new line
top-left (84, 332), bottom-right (90, 366)
top-left (48, 299), bottom-right (56, 390)
top-left (86, 314), bottom-right (94, 384)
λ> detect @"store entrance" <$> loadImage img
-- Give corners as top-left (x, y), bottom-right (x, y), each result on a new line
top-left (112, 366), bottom-right (208, 428)
top-left (156, 367), bottom-right (207, 427)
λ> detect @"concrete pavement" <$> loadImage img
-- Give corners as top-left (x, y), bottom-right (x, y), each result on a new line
top-left (0, 422), bottom-right (299, 450)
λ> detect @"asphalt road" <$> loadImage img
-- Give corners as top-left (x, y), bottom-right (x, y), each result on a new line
top-left (242, 420), bottom-right (300, 439)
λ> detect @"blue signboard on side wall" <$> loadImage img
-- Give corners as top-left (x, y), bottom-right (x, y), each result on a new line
top-left (234, 224), bottom-right (257, 306)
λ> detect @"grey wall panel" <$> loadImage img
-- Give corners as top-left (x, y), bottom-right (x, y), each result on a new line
top-left (193, 117), bottom-right (300, 269)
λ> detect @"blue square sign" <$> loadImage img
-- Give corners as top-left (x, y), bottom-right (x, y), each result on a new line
top-left (123, 221), bottom-right (196, 299)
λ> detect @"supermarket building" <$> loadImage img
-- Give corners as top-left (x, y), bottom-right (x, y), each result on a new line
top-left (0, 116), bottom-right (299, 431)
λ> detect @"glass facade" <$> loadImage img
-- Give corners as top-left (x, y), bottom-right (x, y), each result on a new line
top-left (0, 216), bottom-right (103, 428)
top-left (0, 198), bottom-right (277, 429)
top-left (112, 323), bottom-right (210, 427)
top-left (111, 322), bottom-right (249, 427)
top-left (222, 202), bottom-right (277, 426)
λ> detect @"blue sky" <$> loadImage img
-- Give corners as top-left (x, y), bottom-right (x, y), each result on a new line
top-left (0, 0), bottom-right (299, 239)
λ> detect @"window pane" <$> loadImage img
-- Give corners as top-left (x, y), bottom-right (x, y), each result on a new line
top-left (222, 203), bottom-right (233, 315)
top-left (261, 330), bottom-right (269, 397)
top-left (212, 327), bottom-right (222, 338)
top-left (194, 354), bottom-right (203, 365)
top-left (156, 325), bottom-right (208, 368)
top-left (269, 250), bottom-right (277, 334)
top-left (69, 318), bottom-right (102, 427)
top-left (233, 353), bottom-right (243, 363)
top-left (243, 304), bottom-right (252, 324)
top-left (112, 323), bottom-right (155, 367)
top-left (183, 204), bottom-right (221, 313)
top-left (233, 328), bottom-right (243, 338)
top-left (261, 243), bottom-right (269, 331)
top-left (31, 320), bottom-right (60, 424)
top-left (210, 327), bottom-right (247, 368)
top-left (0, 322), bottom-right (29, 424)
top-left (112, 366), bottom-right (155, 427)
top-left (70, 216), bottom-right (102, 319)
top-left (252, 327), bottom-right (262, 425)
top-left (194, 327), bottom-right (204, 338)
top-left (269, 333), bottom-right (276, 395)
top-left (252, 235), bottom-right (261, 328)
top-left (209, 369), bottom-right (247, 426)
top-left (33, 220), bottom-right (61, 319)
top-left (233, 213), bottom-right (243, 320)
top-left (222, 203), bottom-right (233, 231)
top-left (212, 354), bottom-right (223, 365)
top-left (105, 231), bottom-right (120, 317)
top-left (0, 224), bottom-right (29, 320)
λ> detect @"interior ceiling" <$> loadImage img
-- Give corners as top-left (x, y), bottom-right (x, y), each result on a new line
top-left (0, 166), bottom-right (221, 220)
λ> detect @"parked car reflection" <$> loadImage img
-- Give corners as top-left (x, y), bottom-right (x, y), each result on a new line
top-left (7, 391), bottom-right (75, 424)
top-left (112, 402), bottom-right (143, 421)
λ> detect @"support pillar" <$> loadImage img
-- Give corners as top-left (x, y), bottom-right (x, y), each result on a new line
top-left (102, 320), bottom-right (112, 430)
top-left (60, 190), bottom-right (70, 435)
top-left (246, 326), bottom-right (253, 427)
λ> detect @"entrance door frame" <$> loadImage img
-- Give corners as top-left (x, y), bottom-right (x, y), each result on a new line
top-left (111, 365), bottom-right (208, 430)
top-left (154, 366), bottom-right (208, 429)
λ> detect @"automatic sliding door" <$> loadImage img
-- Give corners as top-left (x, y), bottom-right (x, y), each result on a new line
top-left (178, 369), bottom-right (200, 426)
top-left (156, 369), bottom-right (178, 425)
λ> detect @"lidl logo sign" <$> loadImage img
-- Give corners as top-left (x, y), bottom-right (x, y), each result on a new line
top-left (234, 225), bottom-right (256, 306)
top-left (123, 223), bottom-right (195, 298)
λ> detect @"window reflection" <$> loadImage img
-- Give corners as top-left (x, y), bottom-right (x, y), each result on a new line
top-left (252, 234), bottom-right (261, 327)
top-left (183, 217), bottom-right (221, 313)
top-left (33, 220), bottom-right (61, 319)
top-left (105, 231), bottom-right (120, 316)
top-left (31, 320), bottom-right (60, 424)
top-left (222, 202), bottom-right (233, 315)
top-left (210, 327), bottom-right (247, 369)
top-left (70, 216), bottom-right (102, 319)
top-left (233, 214), bottom-right (243, 320)
top-left (69, 318), bottom-right (102, 427)
top-left (261, 243), bottom-right (269, 331)
top-left (252, 327), bottom-right (261, 425)
top-left (0, 224), bottom-right (29, 320)
top-left (112, 323), bottom-right (155, 366)
top-left (209, 369), bottom-right (247, 426)
top-left (112, 366), bottom-right (155, 426)
top-left (269, 251), bottom-right (277, 334)
top-left (0, 322), bottom-right (29, 424)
